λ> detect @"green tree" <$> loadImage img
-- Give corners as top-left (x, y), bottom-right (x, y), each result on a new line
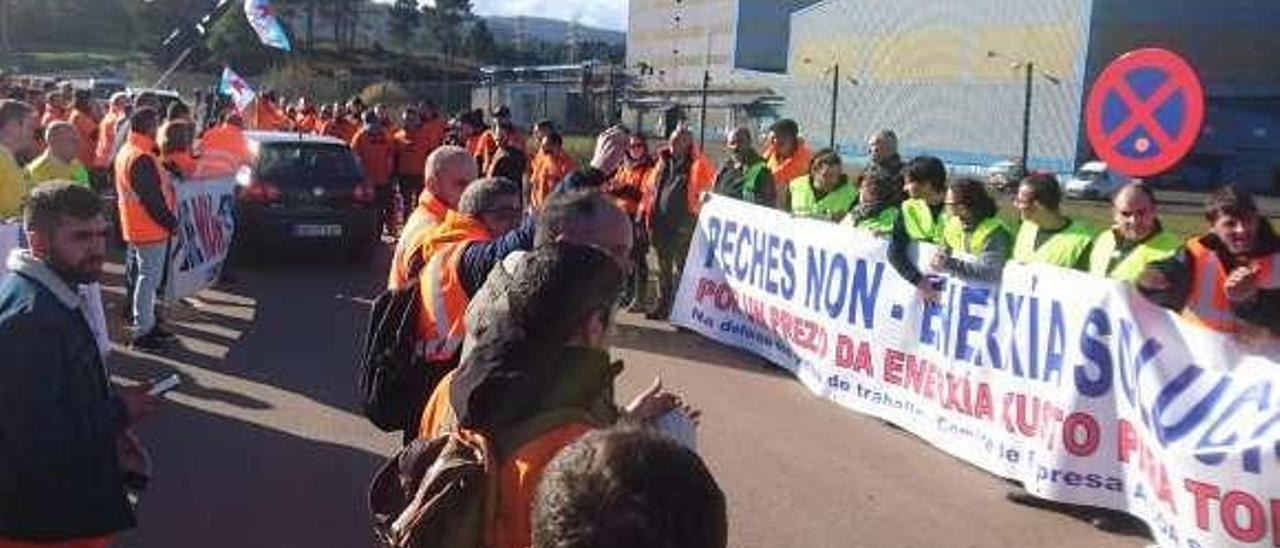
top-left (388, 0), bottom-right (420, 53)
top-left (464, 19), bottom-right (495, 62)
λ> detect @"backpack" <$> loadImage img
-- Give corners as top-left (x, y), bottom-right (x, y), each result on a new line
top-left (369, 410), bottom-right (595, 548)
top-left (358, 256), bottom-right (428, 432)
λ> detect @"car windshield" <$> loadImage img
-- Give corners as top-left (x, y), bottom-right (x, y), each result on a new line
top-left (1074, 169), bottom-right (1104, 181)
top-left (257, 142), bottom-right (362, 188)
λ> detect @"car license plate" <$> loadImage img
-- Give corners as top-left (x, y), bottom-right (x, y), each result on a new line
top-left (293, 224), bottom-right (343, 237)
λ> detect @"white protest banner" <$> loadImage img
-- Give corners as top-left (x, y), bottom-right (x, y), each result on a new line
top-left (673, 196), bottom-right (1280, 548)
top-left (166, 177), bottom-right (236, 301)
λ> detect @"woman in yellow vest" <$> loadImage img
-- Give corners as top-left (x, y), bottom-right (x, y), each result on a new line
top-left (887, 156), bottom-right (949, 297)
top-left (929, 178), bottom-right (1012, 291)
top-left (783, 148), bottom-right (856, 222)
top-left (841, 168), bottom-right (904, 234)
top-left (1087, 182), bottom-right (1181, 282)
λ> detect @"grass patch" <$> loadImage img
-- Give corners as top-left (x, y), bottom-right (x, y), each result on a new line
top-left (563, 135), bottom-right (597, 168)
top-left (997, 196), bottom-right (1277, 241)
top-left (4, 50), bottom-right (140, 73)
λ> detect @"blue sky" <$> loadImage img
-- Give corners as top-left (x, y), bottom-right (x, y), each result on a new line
top-left (424, 1), bottom-right (626, 31)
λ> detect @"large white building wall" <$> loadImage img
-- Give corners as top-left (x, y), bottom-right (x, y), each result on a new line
top-left (783, 0), bottom-right (1094, 173)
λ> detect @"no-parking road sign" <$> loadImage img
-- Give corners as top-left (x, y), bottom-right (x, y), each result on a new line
top-left (1085, 48), bottom-right (1205, 177)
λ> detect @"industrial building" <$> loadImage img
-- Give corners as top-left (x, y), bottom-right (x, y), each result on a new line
top-left (624, 0), bottom-right (820, 141)
top-left (779, 0), bottom-right (1280, 190)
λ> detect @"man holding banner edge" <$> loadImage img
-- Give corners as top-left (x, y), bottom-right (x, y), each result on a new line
top-left (1137, 185), bottom-right (1280, 340)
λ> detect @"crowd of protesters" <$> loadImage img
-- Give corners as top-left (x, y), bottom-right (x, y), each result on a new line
top-left (2, 70), bottom-right (1277, 548)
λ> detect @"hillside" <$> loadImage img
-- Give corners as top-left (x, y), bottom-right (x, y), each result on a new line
top-left (484, 16), bottom-right (625, 47)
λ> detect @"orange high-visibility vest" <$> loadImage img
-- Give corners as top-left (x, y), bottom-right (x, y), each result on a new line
top-left (394, 125), bottom-right (435, 177)
top-left (1182, 237), bottom-right (1280, 336)
top-left (388, 192), bottom-right (452, 290)
top-left (41, 105), bottom-right (67, 128)
top-left (492, 421), bottom-right (596, 548)
top-left (94, 110), bottom-right (124, 169)
top-left (764, 139), bottom-right (812, 191)
top-left (351, 127), bottom-right (395, 186)
top-left (640, 149), bottom-right (716, 229)
top-left (164, 151), bottom-right (198, 180)
top-left (466, 134), bottom-right (485, 160)
top-left (414, 212), bottom-right (491, 362)
top-left (114, 133), bottom-right (175, 244)
top-left (68, 109), bottom-right (98, 168)
top-left (528, 150), bottom-right (576, 210)
top-left (606, 160), bottom-right (654, 216)
top-left (194, 124), bottom-right (253, 179)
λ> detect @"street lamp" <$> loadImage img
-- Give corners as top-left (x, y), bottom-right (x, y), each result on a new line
top-left (802, 57), bottom-right (859, 149)
top-left (987, 50), bottom-right (1061, 175)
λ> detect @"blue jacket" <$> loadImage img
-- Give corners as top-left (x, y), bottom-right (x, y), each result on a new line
top-left (0, 252), bottom-right (135, 540)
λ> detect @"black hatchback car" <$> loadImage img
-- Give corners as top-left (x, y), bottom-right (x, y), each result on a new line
top-left (234, 131), bottom-right (380, 260)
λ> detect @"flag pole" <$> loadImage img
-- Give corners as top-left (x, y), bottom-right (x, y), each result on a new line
top-left (154, 46), bottom-right (196, 89)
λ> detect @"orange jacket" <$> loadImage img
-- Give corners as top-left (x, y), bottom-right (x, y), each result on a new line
top-left (249, 100), bottom-right (287, 130)
top-left (422, 118), bottom-right (447, 152)
top-left (478, 129), bottom-right (528, 171)
top-left (296, 113), bottom-right (318, 134)
top-left (418, 369), bottom-right (458, 440)
top-left (528, 150), bottom-right (576, 210)
top-left (415, 369), bottom-right (595, 548)
top-left (322, 117), bottom-right (358, 143)
top-left (606, 159), bottom-right (655, 216)
top-left (194, 124), bottom-right (253, 178)
top-left (40, 105), bottom-right (67, 128)
top-left (351, 127), bottom-right (395, 186)
top-left (492, 422), bottom-right (594, 548)
top-left (764, 139), bottom-right (812, 190)
top-left (94, 110), bottom-right (125, 169)
top-left (640, 149), bottom-right (716, 228)
top-left (1182, 236), bottom-right (1280, 336)
top-left (466, 134), bottom-right (485, 160)
top-left (68, 110), bottom-right (98, 168)
top-left (114, 133), bottom-right (175, 244)
top-left (414, 212), bottom-right (491, 362)
top-left (394, 124), bottom-right (438, 177)
top-left (163, 151), bottom-right (198, 180)
top-left (389, 192), bottom-right (453, 290)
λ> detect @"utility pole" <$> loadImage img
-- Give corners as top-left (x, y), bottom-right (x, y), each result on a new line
top-left (1020, 62), bottom-right (1034, 175)
top-left (698, 69), bottom-right (709, 149)
top-left (1, 0), bottom-right (14, 53)
top-left (829, 63), bottom-right (840, 149)
top-left (698, 31), bottom-right (712, 149)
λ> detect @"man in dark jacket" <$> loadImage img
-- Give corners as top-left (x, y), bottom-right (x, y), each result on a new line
top-left (713, 127), bottom-right (775, 208)
top-left (0, 182), bottom-right (161, 545)
top-left (865, 129), bottom-right (905, 186)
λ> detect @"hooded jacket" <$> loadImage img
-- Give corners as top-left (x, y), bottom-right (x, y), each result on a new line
top-left (0, 252), bottom-right (135, 541)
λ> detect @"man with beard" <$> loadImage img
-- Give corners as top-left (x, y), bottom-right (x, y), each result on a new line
top-left (713, 127), bottom-right (775, 208)
top-left (0, 100), bottom-right (35, 219)
top-left (0, 182), bottom-right (162, 547)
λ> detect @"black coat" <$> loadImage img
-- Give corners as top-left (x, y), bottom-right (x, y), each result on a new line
top-left (0, 257), bottom-right (135, 541)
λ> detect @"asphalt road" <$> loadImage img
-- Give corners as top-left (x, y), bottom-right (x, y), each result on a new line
top-left (101, 246), bottom-right (1148, 548)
